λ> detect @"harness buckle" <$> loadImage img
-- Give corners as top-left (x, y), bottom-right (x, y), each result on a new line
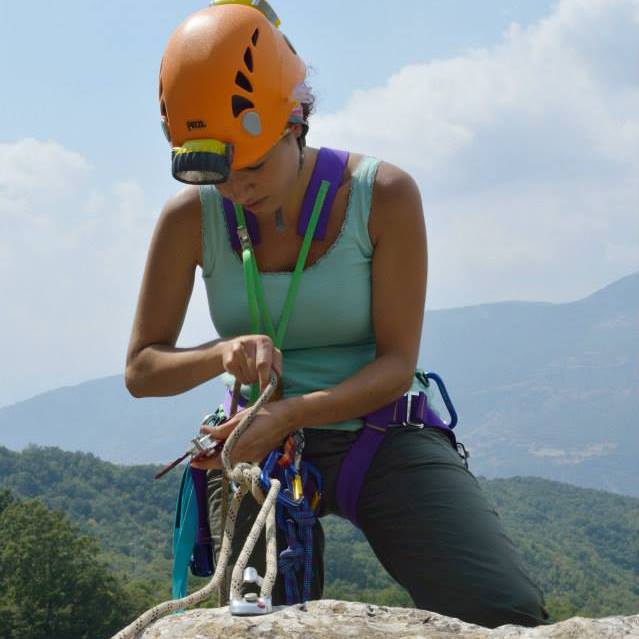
top-left (404, 393), bottom-right (425, 428)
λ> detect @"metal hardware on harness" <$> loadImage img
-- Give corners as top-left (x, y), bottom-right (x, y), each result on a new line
top-left (456, 442), bottom-right (471, 470)
top-left (405, 393), bottom-right (425, 427)
top-left (229, 567), bottom-right (273, 616)
top-left (420, 371), bottom-right (458, 428)
top-left (191, 433), bottom-right (222, 455)
top-left (154, 412), bottom-right (225, 479)
top-left (236, 225), bottom-right (252, 251)
top-left (229, 594), bottom-right (273, 615)
top-left (292, 474), bottom-right (304, 501)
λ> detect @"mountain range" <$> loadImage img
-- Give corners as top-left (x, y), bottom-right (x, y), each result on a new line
top-left (1, 271), bottom-right (637, 495)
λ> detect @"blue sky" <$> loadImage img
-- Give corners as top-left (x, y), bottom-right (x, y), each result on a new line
top-left (0, 0), bottom-right (637, 405)
top-left (0, 0), bottom-right (555, 200)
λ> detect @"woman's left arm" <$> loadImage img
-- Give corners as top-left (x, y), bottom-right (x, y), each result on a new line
top-left (285, 161), bottom-right (427, 430)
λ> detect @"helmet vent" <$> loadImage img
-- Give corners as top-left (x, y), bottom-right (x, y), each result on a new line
top-left (235, 71), bottom-right (253, 93)
top-left (232, 95), bottom-right (255, 118)
top-left (251, 28), bottom-right (260, 46)
top-left (243, 47), bottom-right (254, 72)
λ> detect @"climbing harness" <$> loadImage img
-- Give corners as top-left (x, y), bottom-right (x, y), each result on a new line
top-left (336, 370), bottom-right (461, 528)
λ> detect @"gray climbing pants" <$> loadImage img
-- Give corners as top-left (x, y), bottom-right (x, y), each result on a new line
top-left (207, 425), bottom-right (551, 629)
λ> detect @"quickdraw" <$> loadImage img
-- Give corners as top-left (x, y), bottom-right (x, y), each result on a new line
top-left (259, 431), bottom-right (322, 604)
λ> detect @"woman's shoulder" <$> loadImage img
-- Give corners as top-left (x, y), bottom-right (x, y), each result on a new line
top-left (155, 185), bottom-right (203, 267)
top-left (345, 151), bottom-right (418, 197)
top-left (345, 153), bottom-right (423, 246)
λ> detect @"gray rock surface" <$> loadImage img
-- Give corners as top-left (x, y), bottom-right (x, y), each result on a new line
top-left (138, 600), bottom-right (639, 638)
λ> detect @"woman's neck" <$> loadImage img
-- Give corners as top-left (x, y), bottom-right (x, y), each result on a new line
top-left (277, 146), bottom-right (318, 230)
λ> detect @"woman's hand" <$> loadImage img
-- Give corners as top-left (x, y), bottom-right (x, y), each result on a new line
top-left (190, 399), bottom-right (296, 471)
top-left (221, 335), bottom-right (282, 392)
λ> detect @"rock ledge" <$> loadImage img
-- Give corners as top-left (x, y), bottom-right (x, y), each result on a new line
top-left (138, 599), bottom-right (639, 638)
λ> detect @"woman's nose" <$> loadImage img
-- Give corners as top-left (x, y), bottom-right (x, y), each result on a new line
top-left (225, 169), bottom-right (256, 197)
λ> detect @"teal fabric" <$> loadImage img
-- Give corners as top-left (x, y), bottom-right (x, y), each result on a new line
top-left (172, 466), bottom-right (198, 600)
top-left (200, 155), bottom-right (382, 432)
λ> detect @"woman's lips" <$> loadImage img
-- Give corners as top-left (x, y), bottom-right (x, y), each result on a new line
top-left (245, 196), bottom-right (268, 210)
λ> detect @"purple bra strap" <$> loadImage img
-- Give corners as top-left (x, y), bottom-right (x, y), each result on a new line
top-left (297, 148), bottom-right (349, 240)
top-left (222, 147), bottom-right (349, 249)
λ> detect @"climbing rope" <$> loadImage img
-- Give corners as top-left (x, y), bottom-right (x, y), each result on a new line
top-left (112, 372), bottom-right (281, 639)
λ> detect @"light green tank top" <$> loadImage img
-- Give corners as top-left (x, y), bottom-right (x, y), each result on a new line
top-left (200, 155), bottom-right (379, 431)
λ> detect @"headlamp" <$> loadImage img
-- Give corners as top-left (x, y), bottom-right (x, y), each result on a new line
top-left (172, 139), bottom-right (234, 185)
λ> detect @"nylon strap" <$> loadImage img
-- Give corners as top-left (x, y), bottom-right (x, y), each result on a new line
top-left (234, 180), bottom-right (330, 401)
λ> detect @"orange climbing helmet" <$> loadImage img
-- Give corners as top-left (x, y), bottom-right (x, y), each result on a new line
top-left (159, 0), bottom-right (308, 184)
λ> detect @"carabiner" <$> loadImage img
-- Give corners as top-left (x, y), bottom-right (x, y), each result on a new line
top-left (418, 371), bottom-right (458, 429)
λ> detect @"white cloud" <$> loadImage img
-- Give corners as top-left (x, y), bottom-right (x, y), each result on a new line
top-left (2, 0), bottom-right (638, 405)
top-left (0, 140), bottom-right (214, 406)
top-left (309, 0), bottom-right (639, 307)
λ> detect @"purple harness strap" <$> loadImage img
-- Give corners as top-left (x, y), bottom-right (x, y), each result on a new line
top-left (191, 467), bottom-right (211, 545)
top-left (223, 147), bottom-right (349, 250)
top-left (223, 386), bottom-right (457, 529)
top-left (297, 148), bottom-right (348, 239)
top-left (223, 389), bottom-right (248, 416)
top-left (335, 393), bottom-right (456, 528)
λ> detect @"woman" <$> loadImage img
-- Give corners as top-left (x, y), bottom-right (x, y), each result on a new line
top-left (126, 1), bottom-right (550, 628)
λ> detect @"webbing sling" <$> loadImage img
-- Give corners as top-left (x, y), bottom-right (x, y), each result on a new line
top-left (224, 147), bottom-right (349, 399)
top-left (172, 466), bottom-right (198, 599)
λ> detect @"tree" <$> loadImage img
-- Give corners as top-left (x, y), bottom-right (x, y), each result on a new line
top-left (0, 493), bottom-right (132, 639)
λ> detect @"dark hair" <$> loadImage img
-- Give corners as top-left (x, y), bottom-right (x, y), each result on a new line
top-left (298, 88), bottom-right (315, 150)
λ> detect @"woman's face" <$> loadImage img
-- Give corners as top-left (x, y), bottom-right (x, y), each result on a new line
top-left (215, 127), bottom-right (302, 215)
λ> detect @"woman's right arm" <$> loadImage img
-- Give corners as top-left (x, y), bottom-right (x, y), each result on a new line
top-left (124, 187), bottom-right (224, 397)
top-left (125, 188), bottom-right (282, 398)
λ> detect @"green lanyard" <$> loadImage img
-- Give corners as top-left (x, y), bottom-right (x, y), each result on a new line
top-left (234, 180), bottom-right (331, 402)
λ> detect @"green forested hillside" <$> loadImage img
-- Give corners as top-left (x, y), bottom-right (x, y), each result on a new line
top-left (1, 445), bottom-right (637, 624)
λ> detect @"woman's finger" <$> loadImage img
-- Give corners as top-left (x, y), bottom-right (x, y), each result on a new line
top-left (190, 451), bottom-right (222, 470)
top-left (255, 337), bottom-right (273, 391)
top-left (199, 419), bottom-right (235, 439)
top-left (272, 347), bottom-right (283, 379)
top-left (241, 339), bottom-right (258, 385)
top-left (234, 340), bottom-right (252, 383)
